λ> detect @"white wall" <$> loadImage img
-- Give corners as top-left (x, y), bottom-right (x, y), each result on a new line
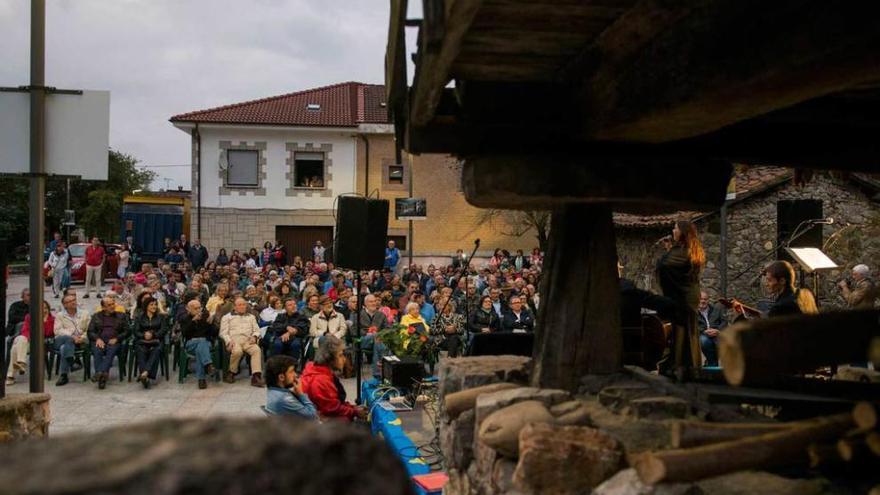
top-left (198, 126), bottom-right (357, 210)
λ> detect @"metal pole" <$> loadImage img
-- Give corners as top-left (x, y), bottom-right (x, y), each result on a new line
top-left (28, 0), bottom-right (47, 393)
top-left (65, 178), bottom-right (71, 243)
top-left (354, 271), bottom-right (362, 404)
top-left (719, 204), bottom-right (728, 298)
top-left (1, 240), bottom-right (8, 399)
top-left (407, 154), bottom-right (414, 268)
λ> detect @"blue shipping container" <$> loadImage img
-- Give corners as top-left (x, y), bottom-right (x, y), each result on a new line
top-left (120, 203), bottom-right (184, 261)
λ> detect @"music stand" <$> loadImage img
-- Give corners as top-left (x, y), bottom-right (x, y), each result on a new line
top-left (784, 247), bottom-right (838, 304)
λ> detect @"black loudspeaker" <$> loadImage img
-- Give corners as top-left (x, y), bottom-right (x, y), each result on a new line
top-left (335, 196), bottom-right (389, 269)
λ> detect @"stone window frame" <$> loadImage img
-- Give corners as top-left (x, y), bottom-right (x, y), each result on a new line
top-left (218, 141), bottom-right (267, 196)
top-left (285, 142), bottom-right (334, 198)
top-left (381, 158), bottom-right (410, 191)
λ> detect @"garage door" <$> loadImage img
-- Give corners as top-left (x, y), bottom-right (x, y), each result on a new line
top-left (275, 226), bottom-right (334, 263)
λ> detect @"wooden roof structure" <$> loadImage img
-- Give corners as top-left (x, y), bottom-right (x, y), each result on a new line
top-left (387, 0), bottom-right (880, 172)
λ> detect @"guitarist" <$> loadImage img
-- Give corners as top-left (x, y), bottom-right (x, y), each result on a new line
top-left (728, 260), bottom-right (818, 319)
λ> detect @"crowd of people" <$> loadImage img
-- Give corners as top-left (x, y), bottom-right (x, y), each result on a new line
top-left (8, 235), bottom-right (545, 422)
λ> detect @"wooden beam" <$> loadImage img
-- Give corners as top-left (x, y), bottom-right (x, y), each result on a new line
top-left (531, 204), bottom-right (621, 390)
top-left (719, 310), bottom-right (880, 387)
top-left (410, 0), bottom-right (483, 127)
top-left (385, 0), bottom-right (408, 151)
top-left (566, 0), bottom-right (880, 142)
top-left (461, 154), bottom-right (732, 213)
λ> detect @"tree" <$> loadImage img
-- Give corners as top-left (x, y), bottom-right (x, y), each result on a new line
top-left (0, 149), bottom-right (156, 257)
top-left (475, 209), bottom-right (551, 253)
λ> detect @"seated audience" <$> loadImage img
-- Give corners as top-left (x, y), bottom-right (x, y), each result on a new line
top-left (180, 299), bottom-right (217, 389)
top-left (300, 336), bottom-right (366, 421)
top-left (468, 295), bottom-right (501, 336)
top-left (6, 301), bottom-right (54, 386)
top-left (52, 293), bottom-right (89, 386)
top-left (500, 295), bottom-right (535, 333)
top-left (87, 297), bottom-right (128, 389)
top-left (696, 291), bottom-right (727, 367)
top-left (268, 298), bottom-right (310, 361)
top-left (265, 354), bottom-right (318, 420)
top-left (220, 297), bottom-right (264, 386)
top-left (309, 296), bottom-right (348, 349)
top-left (133, 296), bottom-right (168, 388)
top-left (431, 298), bottom-right (465, 357)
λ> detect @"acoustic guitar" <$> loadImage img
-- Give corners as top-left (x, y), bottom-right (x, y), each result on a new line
top-left (717, 297), bottom-right (763, 319)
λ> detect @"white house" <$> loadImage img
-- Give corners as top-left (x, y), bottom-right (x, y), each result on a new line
top-left (170, 82), bottom-right (391, 260)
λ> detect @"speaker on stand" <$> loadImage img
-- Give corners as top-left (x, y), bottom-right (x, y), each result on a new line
top-left (333, 196), bottom-right (390, 404)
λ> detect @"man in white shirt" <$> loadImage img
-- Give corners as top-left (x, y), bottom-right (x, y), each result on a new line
top-left (220, 297), bottom-right (264, 386)
top-left (52, 294), bottom-right (89, 386)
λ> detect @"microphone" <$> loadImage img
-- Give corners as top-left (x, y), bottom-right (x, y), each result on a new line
top-left (807, 217), bottom-right (834, 225)
top-left (474, 238), bottom-right (481, 246)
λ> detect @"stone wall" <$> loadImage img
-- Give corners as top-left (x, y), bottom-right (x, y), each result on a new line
top-left (198, 207), bottom-right (334, 256)
top-left (616, 173), bottom-right (880, 309)
top-left (0, 393), bottom-right (51, 442)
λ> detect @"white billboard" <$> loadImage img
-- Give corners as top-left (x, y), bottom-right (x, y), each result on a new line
top-left (0, 89), bottom-right (109, 180)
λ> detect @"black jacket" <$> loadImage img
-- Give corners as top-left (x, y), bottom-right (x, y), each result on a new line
top-left (134, 312), bottom-right (168, 345)
top-left (350, 310), bottom-right (388, 334)
top-left (696, 304), bottom-right (728, 333)
top-left (6, 301), bottom-right (29, 334)
top-left (657, 245), bottom-right (701, 311)
top-left (468, 308), bottom-right (501, 334)
top-left (87, 312), bottom-right (129, 343)
top-left (500, 309), bottom-right (536, 333)
top-left (188, 245), bottom-right (209, 269)
top-left (768, 288), bottom-right (802, 318)
top-left (180, 309), bottom-right (215, 340)
top-left (269, 311), bottom-right (310, 339)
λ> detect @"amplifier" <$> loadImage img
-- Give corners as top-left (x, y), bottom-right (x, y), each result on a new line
top-left (381, 356), bottom-right (425, 390)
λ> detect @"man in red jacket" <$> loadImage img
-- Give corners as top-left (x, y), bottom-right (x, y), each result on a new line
top-left (84, 237), bottom-right (105, 299)
top-left (300, 335), bottom-right (366, 421)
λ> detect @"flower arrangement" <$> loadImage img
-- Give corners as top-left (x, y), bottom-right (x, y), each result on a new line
top-left (375, 322), bottom-right (433, 359)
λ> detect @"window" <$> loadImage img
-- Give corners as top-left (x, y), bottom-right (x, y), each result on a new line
top-left (226, 149), bottom-right (259, 187)
top-left (388, 235), bottom-right (407, 251)
top-left (295, 152), bottom-right (325, 188)
top-left (388, 165), bottom-right (404, 185)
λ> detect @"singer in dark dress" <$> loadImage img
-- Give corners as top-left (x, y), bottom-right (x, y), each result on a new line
top-left (656, 220), bottom-right (705, 378)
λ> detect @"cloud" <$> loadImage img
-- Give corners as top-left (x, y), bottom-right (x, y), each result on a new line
top-left (0, 0), bottom-right (393, 190)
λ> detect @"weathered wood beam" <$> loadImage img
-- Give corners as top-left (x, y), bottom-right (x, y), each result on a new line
top-left (566, 0), bottom-right (880, 142)
top-left (410, 0), bottom-right (483, 127)
top-left (385, 0), bottom-right (408, 152)
top-left (462, 154), bottom-right (732, 213)
top-left (719, 310), bottom-right (880, 387)
top-left (671, 421), bottom-right (790, 449)
top-left (532, 204), bottom-right (621, 391)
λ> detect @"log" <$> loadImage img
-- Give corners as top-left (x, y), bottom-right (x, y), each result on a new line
top-left (807, 442), bottom-right (843, 468)
top-left (0, 417), bottom-right (412, 495)
top-left (867, 432), bottom-right (880, 457)
top-left (631, 413), bottom-right (853, 484)
top-left (531, 204), bottom-right (621, 391)
top-left (836, 434), bottom-right (872, 463)
top-left (671, 421), bottom-right (790, 448)
top-left (719, 310), bottom-right (880, 386)
top-left (853, 401), bottom-right (878, 430)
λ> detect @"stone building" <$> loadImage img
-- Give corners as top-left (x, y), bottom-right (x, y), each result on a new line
top-left (615, 166), bottom-right (880, 309)
top-left (170, 82), bottom-right (533, 265)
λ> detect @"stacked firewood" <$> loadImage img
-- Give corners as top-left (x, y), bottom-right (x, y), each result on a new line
top-left (631, 402), bottom-right (880, 485)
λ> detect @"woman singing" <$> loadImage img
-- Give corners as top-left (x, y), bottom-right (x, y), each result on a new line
top-left (657, 220), bottom-right (705, 378)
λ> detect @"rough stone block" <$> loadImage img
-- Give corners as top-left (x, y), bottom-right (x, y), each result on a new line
top-left (0, 393), bottom-right (51, 442)
top-left (474, 387), bottom-right (570, 430)
top-left (445, 382), bottom-right (521, 420)
top-left (491, 457), bottom-right (519, 495)
top-left (695, 470), bottom-right (830, 495)
top-left (479, 400), bottom-right (555, 458)
top-left (513, 423), bottom-right (624, 494)
top-left (628, 397), bottom-right (690, 420)
top-left (440, 409), bottom-right (476, 470)
top-left (592, 468), bottom-right (695, 495)
top-left (438, 356), bottom-right (531, 402)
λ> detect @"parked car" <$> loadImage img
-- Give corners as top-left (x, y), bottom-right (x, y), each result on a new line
top-left (43, 243), bottom-right (121, 284)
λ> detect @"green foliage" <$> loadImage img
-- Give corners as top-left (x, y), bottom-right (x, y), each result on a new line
top-left (375, 323), bottom-right (433, 359)
top-left (0, 149), bottom-right (156, 257)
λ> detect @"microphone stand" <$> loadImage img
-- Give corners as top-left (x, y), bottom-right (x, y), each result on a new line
top-left (438, 239), bottom-right (480, 354)
top-left (729, 220), bottom-right (822, 284)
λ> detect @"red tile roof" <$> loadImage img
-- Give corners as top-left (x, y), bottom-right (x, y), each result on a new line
top-left (614, 166), bottom-right (793, 228)
top-left (170, 82), bottom-right (389, 127)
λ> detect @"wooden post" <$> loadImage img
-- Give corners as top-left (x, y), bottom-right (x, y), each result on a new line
top-left (531, 204), bottom-right (621, 391)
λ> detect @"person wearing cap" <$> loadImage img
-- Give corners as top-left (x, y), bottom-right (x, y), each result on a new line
top-left (838, 264), bottom-right (879, 309)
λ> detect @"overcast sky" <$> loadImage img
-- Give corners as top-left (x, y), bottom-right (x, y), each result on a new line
top-left (0, 0), bottom-right (420, 190)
